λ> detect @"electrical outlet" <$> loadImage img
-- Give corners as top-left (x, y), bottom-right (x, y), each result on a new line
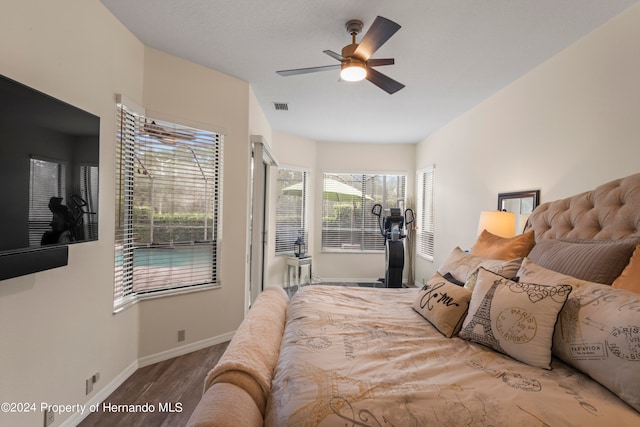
top-left (86, 371), bottom-right (99, 395)
top-left (178, 329), bottom-right (186, 342)
top-left (44, 408), bottom-right (54, 427)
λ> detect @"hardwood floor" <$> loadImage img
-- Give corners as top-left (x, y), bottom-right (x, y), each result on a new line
top-left (78, 341), bottom-right (229, 427)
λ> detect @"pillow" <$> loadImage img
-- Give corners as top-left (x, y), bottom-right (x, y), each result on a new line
top-left (462, 267), bottom-right (519, 292)
top-left (470, 229), bottom-right (536, 260)
top-left (412, 273), bottom-right (472, 338)
top-left (442, 272), bottom-right (465, 286)
top-left (437, 247), bottom-right (523, 283)
top-left (463, 268), bottom-right (481, 292)
top-left (612, 244), bottom-right (640, 294)
top-left (527, 238), bottom-right (637, 285)
top-left (459, 268), bottom-right (572, 369)
top-left (517, 258), bottom-right (640, 411)
top-left (517, 257), bottom-right (598, 288)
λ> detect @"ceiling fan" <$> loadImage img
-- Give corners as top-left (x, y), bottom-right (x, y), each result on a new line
top-left (276, 16), bottom-right (405, 94)
top-left (142, 119), bottom-right (195, 143)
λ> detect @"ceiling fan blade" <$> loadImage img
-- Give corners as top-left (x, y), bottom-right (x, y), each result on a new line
top-left (354, 16), bottom-right (401, 61)
top-left (323, 50), bottom-right (344, 61)
top-left (366, 67), bottom-right (405, 94)
top-left (367, 58), bottom-right (394, 67)
top-left (276, 64), bottom-right (341, 76)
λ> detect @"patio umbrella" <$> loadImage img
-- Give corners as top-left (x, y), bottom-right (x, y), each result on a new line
top-left (282, 178), bottom-right (372, 202)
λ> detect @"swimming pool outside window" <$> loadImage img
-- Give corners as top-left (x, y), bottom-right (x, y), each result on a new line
top-left (114, 102), bottom-right (223, 310)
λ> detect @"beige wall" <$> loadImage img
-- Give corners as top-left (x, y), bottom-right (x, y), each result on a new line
top-left (0, 2), bottom-right (269, 426)
top-left (249, 87), bottom-right (273, 142)
top-left (267, 132), bottom-right (317, 286)
top-left (314, 142), bottom-right (416, 282)
top-left (137, 47), bottom-right (255, 358)
top-left (414, 3), bottom-right (640, 285)
top-left (0, 1), bottom-right (143, 426)
top-left (268, 137), bottom-right (416, 284)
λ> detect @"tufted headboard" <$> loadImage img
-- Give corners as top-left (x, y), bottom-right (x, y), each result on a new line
top-left (524, 173), bottom-right (640, 241)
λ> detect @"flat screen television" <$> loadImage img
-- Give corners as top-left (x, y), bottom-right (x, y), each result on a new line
top-left (0, 74), bottom-right (100, 280)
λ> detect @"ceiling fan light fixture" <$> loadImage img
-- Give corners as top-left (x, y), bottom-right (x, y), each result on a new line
top-left (276, 16), bottom-right (403, 93)
top-left (340, 63), bottom-right (366, 82)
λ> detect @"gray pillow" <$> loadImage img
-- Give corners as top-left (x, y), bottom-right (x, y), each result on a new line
top-left (527, 238), bottom-right (638, 285)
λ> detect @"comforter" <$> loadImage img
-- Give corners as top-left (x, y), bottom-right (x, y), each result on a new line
top-left (265, 285), bottom-right (638, 426)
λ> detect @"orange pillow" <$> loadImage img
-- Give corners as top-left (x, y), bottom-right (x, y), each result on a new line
top-left (612, 244), bottom-right (640, 294)
top-left (470, 229), bottom-right (535, 261)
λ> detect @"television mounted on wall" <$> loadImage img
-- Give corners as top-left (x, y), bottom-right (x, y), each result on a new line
top-left (0, 74), bottom-right (100, 281)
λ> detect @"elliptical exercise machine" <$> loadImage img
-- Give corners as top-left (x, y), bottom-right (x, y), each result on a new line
top-left (371, 204), bottom-right (414, 288)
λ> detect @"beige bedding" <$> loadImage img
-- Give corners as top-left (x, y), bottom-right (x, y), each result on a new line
top-left (265, 285), bottom-right (639, 426)
top-left (203, 287), bottom-right (289, 415)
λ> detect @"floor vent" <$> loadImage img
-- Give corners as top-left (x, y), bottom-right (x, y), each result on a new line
top-left (273, 102), bottom-right (289, 111)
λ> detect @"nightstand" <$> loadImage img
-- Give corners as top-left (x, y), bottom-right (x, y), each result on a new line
top-left (286, 256), bottom-right (312, 288)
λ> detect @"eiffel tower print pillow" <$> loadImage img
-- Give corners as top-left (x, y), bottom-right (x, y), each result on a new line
top-left (459, 268), bottom-right (572, 369)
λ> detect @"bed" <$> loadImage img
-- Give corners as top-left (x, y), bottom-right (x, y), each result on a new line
top-left (187, 173), bottom-right (640, 426)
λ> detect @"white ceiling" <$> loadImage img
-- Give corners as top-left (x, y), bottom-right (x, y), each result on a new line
top-left (100, 0), bottom-right (638, 144)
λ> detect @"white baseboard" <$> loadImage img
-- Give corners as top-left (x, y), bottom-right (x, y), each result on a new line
top-left (138, 331), bottom-right (235, 368)
top-left (318, 277), bottom-right (382, 283)
top-left (61, 360), bottom-right (138, 427)
top-left (61, 331), bottom-right (235, 426)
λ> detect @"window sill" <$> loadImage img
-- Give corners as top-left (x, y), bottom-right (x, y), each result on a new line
top-left (417, 254), bottom-right (434, 262)
top-left (113, 283), bottom-right (221, 314)
top-left (321, 249), bottom-right (385, 254)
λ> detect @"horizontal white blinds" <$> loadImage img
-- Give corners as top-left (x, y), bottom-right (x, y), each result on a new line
top-left (321, 173), bottom-right (406, 252)
top-left (79, 165), bottom-right (99, 242)
top-left (28, 158), bottom-right (65, 246)
top-left (416, 166), bottom-right (435, 261)
top-left (114, 104), bottom-right (222, 302)
top-left (275, 168), bottom-right (308, 255)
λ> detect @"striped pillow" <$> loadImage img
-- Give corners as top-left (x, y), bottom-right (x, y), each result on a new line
top-left (527, 238), bottom-right (637, 285)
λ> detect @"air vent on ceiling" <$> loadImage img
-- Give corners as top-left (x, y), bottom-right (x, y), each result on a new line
top-left (272, 102), bottom-right (289, 111)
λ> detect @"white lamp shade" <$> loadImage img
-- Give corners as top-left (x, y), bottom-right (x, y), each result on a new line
top-left (477, 211), bottom-right (516, 238)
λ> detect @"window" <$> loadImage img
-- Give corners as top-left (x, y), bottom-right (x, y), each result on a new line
top-left (275, 168), bottom-right (309, 255)
top-left (114, 103), bottom-right (223, 308)
top-left (416, 166), bottom-right (435, 261)
top-left (28, 157), bottom-right (66, 246)
top-left (28, 158), bottom-right (99, 247)
top-left (79, 165), bottom-right (99, 241)
top-left (322, 173), bottom-right (406, 252)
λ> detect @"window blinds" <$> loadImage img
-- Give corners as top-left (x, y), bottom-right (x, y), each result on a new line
top-left (28, 157), bottom-right (65, 246)
top-left (321, 173), bottom-right (406, 252)
top-left (114, 104), bottom-right (223, 304)
top-left (275, 168), bottom-right (308, 255)
top-left (79, 165), bottom-right (99, 241)
top-left (416, 166), bottom-right (435, 261)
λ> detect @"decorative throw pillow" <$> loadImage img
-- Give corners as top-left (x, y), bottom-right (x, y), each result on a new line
top-left (442, 272), bottom-right (465, 286)
top-left (459, 268), bottom-right (572, 369)
top-left (612, 244), bottom-right (640, 294)
top-left (462, 267), bottom-right (520, 292)
top-left (412, 273), bottom-right (472, 338)
top-left (517, 257), bottom-right (598, 288)
top-left (527, 238), bottom-right (637, 285)
top-left (470, 229), bottom-right (536, 261)
top-left (463, 268), bottom-right (481, 292)
top-left (517, 257), bottom-right (640, 411)
top-left (437, 247), bottom-right (523, 284)
top-left (554, 280), bottom-right (640, 411)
